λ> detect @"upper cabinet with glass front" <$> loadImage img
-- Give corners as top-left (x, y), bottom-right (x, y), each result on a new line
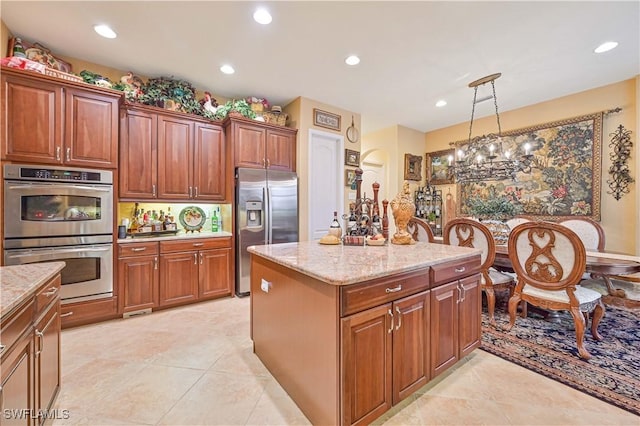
top-left (1, 67), bottom-right (122, 168)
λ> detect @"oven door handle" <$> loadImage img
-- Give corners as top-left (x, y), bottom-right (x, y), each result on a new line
top-left (6, 246), bottom-right (112, 258)
top-left (7, 183), bottom-right (112, 192)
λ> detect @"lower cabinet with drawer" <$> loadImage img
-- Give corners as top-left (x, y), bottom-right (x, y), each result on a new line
top-left (1, 273), bottom-right (61, 426)
top-left (117, 237), bottom-right (232, 314)
top-left (430, 257), bottom-right (482, 378)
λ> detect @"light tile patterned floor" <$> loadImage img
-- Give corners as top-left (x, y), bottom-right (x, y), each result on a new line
top-left (52, 297), bottom-right (639, 425)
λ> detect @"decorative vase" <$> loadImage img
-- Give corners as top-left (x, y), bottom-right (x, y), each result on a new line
top-left (390, 181), bottom-right (416, 245)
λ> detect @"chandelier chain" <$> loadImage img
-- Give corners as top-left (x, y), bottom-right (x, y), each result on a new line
top-left (491, 80), bottom-right (502, 135)
top-left (467, 86), bottom-right (479, 143)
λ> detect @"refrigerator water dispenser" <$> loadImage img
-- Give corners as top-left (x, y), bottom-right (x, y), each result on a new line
top-left (245, 201), bottom-right (262, 227)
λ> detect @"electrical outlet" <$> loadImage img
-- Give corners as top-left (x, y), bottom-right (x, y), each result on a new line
top-left (261, 279), bottom-right (271, 293)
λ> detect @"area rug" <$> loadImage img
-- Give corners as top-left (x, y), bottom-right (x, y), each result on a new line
top-left (480, 303), bottom-right (640, 416)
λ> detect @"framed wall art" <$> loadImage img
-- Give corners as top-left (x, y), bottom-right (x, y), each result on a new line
top-left (404, 154), bottom-right (422, 181)
top-left (345, 149), bottom-right (360, 167)
top-left (426, 149), bottom-right (454, 185)
top-left (456, 112), bottom-right (603, 221)
top-left (345, 169), bottom-right (356, 187)
top-left (313, 109), bottom-right (341, 131)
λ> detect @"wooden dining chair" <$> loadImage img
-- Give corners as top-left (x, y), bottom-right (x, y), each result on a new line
top-left (558, 217), bottom-right (605, 252)
top-left (506, 221), bottom-right (606, 360)
top-left (407, 217), bottom-right (435, 243)
top-left (443, 218), bottom-right (515, 326)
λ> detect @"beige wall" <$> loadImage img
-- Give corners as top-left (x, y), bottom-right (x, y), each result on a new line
top-left (289, 97), bottom-right (360, 241)
top-left (424, 78), bottom-right (638, 254)
top-left (360, 125), bottom-right (429, 235)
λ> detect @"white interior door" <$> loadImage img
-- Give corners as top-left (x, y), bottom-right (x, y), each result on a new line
top-left (362, 160), bottom-right (387, 205)
top-left (309, 129), bottom-right (344, 240)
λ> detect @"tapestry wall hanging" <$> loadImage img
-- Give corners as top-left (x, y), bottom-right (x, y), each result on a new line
top-left (457, 112), bottom-right (603, 221)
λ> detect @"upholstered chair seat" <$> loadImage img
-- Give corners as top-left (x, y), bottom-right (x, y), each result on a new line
top-left (444, 218), bottom-right (515, 326)
top-left (506, 221), bottom-right (605, 360)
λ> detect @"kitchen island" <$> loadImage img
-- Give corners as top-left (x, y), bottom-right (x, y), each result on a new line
top-left (249, 241), bottom-right (482, 426)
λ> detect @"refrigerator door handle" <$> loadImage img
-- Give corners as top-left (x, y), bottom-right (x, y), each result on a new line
top-left (266, 185), bottom-right (272, 244)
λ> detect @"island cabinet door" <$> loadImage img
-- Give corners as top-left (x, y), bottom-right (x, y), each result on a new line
top-left (430, 281), bottom-right (460, 378)
top-left (458, 274), bottom-right (482, 358)
top-left (391, 290), bottom-right (430, 404)
top-left (341, 303), bottom-right (392, 426)
top-left (159, 251), bottom-right (199, 307)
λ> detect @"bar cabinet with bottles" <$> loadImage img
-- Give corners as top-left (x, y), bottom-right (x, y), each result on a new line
top-left (414, 184), bottom-right (443, 236)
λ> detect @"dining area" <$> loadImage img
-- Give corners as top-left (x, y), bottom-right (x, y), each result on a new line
top-left (411, 214), bottom-right (640, 361)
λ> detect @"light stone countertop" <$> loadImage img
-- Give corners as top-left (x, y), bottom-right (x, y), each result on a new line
top-left (118, 230), bottom-right (232, 243)
top-left (248, 241), bottom-right (481, 286)
top-left (1, 262), bottom-right (66, 317)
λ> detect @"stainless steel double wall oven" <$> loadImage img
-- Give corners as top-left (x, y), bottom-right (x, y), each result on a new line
top-left (4, 164), bottom-right (114, 303)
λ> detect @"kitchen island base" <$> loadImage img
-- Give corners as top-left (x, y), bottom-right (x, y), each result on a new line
top-left (250, 242), bottom-right (481, 426)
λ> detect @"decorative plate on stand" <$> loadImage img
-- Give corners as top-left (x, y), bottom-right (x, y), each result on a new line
top-left (179, 206), bottom-right (206, 232)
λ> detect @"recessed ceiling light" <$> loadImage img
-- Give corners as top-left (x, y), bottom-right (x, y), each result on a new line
top-left (94, 24), bottom-right (116, 39)
top-left (594, 41), bottom-right (618, 53)
top-left (253, 8), bottom-right (272, 25)
top-left (220, 65), bottom-right (235, 75)
top-left (435, 100), bottom-right (447, 107)
top-left (345, 55), bottom-right (360, 66)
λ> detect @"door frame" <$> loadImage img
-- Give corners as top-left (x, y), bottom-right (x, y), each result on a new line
top-left (308, 128), bottom-right (345, 240)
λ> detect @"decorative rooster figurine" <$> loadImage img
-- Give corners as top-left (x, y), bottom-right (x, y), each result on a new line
top-left (200, 91), bottom-right (218, 114)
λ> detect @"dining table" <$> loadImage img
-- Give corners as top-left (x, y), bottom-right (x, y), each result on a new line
top-left (493, 245), bottom-right (640, 299)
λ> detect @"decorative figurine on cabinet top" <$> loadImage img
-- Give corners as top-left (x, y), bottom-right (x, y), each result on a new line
top-left (390, 181), bottom-right (416, 245)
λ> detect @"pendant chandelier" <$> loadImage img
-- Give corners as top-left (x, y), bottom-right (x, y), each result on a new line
top-left (448, 73), bottom-right (533, 183)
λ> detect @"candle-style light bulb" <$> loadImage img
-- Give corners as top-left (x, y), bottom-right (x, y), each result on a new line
top-left (457, 149), bottom-right (464, 160)
top-left (505, 150), bottom-right (511, 159)
top-left (448, 155), bottom-right (453, 166)
top-left (476, 154), bottom-right (482, 164)
top-left (489, 144), bottom-right (495, 153)
top-left (524, 143), bottom-right (531, 155)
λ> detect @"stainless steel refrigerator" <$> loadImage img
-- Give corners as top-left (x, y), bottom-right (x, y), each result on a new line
top-left (235, 167), bottom-right (298, 296)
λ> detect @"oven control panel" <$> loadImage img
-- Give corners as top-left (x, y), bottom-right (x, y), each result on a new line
top-left (3, 164), bottom-right (112, 184)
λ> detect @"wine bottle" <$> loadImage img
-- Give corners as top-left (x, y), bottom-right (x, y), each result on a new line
top-left (348, 204), bottom-right (357, 235)
top-left (329, 211), bottom-right (342, 238)
top-left (211, 208), bottom-right (219, 232)
top-left (12, 38), bottom-right (26, 59)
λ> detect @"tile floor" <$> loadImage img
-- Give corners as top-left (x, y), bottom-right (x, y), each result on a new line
top-left (52, 296), bottom-right (639, 425)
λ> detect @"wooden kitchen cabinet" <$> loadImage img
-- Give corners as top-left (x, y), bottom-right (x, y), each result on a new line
top-left (120, 104), bottom-right (226, 201)
top-left (118, 242), bottom-right (159, 313)
top-left (1, 273), bottom-right (62, 426)
top-left (430, 274), bottom-right (481, 378)
top-left (225, 116), bottom-right (297, 171)
top-left (33, 290), bottom-right (61, 424)
top-left (341, 290), bottom-right (429, 426)
top-left (1, 67), bottom-right (120, 168)
top-left (159, 237), bottom-right (232, 308)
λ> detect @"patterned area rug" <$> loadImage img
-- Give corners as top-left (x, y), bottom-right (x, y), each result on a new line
top-left (481, 303), bottom-right (640, 416)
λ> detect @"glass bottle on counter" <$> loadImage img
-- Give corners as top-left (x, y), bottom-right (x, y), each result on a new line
top-left (329, 211), bottom-right (342, 238)
top-left (211, 208), bottom-right (219, 232)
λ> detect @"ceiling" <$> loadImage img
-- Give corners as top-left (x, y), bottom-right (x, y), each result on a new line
top-left (2, 1), bottom-right (639, 135)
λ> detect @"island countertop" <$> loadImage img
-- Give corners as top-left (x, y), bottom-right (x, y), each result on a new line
top-left (248, 240), bottom-right (481, 286)
top-left (1, 262), bottom-right (66, 317)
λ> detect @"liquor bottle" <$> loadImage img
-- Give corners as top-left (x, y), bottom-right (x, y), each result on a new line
top-left (329, 211), bottom-right (342, 238)
top-left (167, 207), bottom-right (174, 223)
top-left (12, 38), bottom-right (26, 58)
top-left (211, 208), bottom-right (219, 232)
